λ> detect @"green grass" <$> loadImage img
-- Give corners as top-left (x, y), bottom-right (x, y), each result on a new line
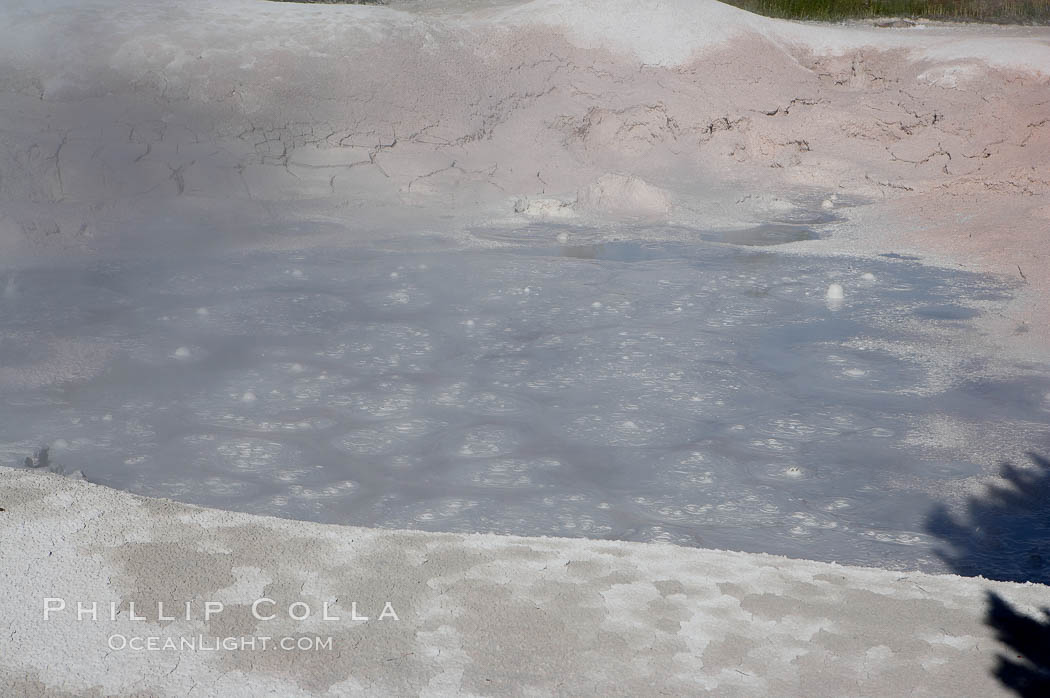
top-left (721, 0), bottom-right (1050, 23)
top-left (263, 0), bottom-right (1050, 23)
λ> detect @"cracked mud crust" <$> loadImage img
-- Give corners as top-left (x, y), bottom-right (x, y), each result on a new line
top-left (1, 0), bottom-right (1047, 359)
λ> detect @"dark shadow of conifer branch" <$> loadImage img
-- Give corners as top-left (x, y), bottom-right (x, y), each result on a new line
top-left (925, 452), bottom-right (1050, 696)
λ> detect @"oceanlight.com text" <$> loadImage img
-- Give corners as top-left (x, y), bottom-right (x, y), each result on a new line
top-left (107, 634), bottom-right (335, 652)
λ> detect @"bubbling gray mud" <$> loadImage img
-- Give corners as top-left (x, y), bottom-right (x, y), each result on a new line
top-left (3, 230), bottom-right (1049, 573)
